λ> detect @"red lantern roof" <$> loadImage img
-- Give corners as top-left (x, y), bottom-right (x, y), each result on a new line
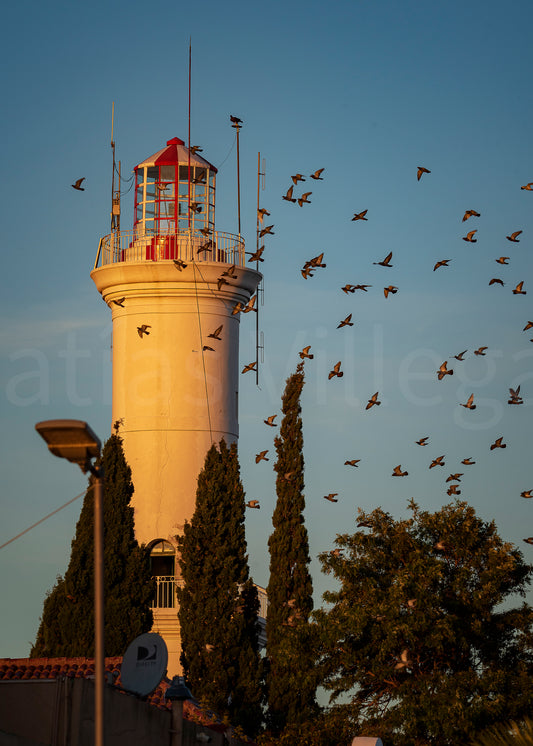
top-left (136, 137), bottom-right (217, 173)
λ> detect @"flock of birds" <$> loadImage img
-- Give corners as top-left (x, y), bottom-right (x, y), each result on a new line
top-left (235, 159), bottom-right (533, 546)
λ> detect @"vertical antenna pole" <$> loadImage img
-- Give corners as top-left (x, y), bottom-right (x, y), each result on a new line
top-left (236, 125), bottom-right (241, 236)
top-left (110, 102), bottom-right (116, 234)
top-left (255, 152), bottom-right (260, 384)
top-left (187, 39), bottom-right (192, 234)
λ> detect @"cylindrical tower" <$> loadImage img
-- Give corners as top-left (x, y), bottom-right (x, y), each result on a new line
top-left (91, 137), bottom-right (261, 670)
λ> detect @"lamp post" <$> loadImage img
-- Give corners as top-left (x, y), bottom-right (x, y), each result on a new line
top-left (165, 676), bottom-right (192, 746)
top-left (35, 419), bottom-right (105, 746)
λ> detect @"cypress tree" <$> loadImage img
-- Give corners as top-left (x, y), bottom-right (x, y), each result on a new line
top-left (177, 439), bottom-right (263, 737)
top-left (265, 361), bottom-right (317, 734)
top-left (31, 426), bottom-right (154, 658)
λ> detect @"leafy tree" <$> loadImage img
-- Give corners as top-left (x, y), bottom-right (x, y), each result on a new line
top-left (177, 439), bottom-right (263, 736)
top-left (265, 361), bottom-right (317, 734)
top-left (314, 499), bottom-right (533, 746)
top-left (31, 428), bottom-right (154, 657)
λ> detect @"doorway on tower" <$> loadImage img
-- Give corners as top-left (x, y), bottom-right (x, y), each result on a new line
top-left (150, 540), bottom-right (178, 609)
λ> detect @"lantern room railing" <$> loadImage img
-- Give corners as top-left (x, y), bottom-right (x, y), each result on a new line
top-left (151, 576), bottom-right (268, 619)
top-left (94, 229), bottom-right (245, 270)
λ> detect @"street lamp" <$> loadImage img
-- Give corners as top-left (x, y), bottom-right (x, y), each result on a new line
top-left (35, 419), bottom-right (105, 746)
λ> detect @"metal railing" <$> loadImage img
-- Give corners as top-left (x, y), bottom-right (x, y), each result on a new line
top-left (151, 576), bottom-right (268, 619)
top-left (94, 229), bottom-right (245, 269)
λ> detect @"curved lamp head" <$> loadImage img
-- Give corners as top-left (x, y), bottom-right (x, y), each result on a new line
top-left (165, 676), bottom-right (192, 702)
top-left (35, 419), bottom-right (101, 473)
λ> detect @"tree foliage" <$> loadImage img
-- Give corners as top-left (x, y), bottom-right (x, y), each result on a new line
top-left (314, 499), bottom-right (533, 746)
top-left (31, 430), bottom-right (154, 658)
top-left (177, 439), bottom-right (263, 736)
top-left (265, 361), bottom-right (317, 734)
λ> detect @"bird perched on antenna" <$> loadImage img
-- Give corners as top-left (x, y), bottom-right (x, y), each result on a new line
top-left (72, 178), bottom-right (85, 191)
top-left (230, 115), bottom-right (243, 127)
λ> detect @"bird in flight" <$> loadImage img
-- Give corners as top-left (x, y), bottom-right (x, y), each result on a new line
top-left (264, 415), bottom-right (277, 426)
top-left (523, 538), bottom-right (533, 545)
top-left (202, 345), bottom-right (215, 352)
top-left (291, 173), bottom-right (305, 185)
top-left (374, 251), bottom-right (393, 267)
top-left (298, 192), bottom-right (312, 207)
top-left (190, 145), bottom-right (203, 154)
top-left (111, 297), bottom-right (125, 307)
top-left (299, 345), bottom-right (314, 360)
top-left (259, 225), bottom-right (275, 237)
top-left (461, 393), bottom-right (476, 410)
top-left (437, 361), bottom-right (453, 380)
top-left (523, 321), bottom-right (533, 331)
top-left (366, 392), bottom-right (381, 410)
top-left (352, 210), bottom-right (368, 221)
top-left (72, 178), bottom-right (85, 191)
top-left (137, 324), bottom-right (151, 338)
top-left (217, 277), bottom-right (229, 290)
top-left (513, 281), bottom-right (526, 295)
top-left (446, 473), bottom-right (463, 482)
top-left (489, 278), bottom-right (504, 286)
top-left (495, 256), bottom-right (510, 265)
top-left (309, 252), bottom-right (326, 268)
top-left (384, 286), bottom-right (398, 298)
top-left (521, 490), bottom-right (532, 499)
top-left (462, 209), bottom-right (480, 221)
top-left (462, 230), bottom-right (477, 242)
top-left (508, 386), bottom-right (523, 405)
top-left (474, 346), bottom-right (488, 356)
top-left (310, 168), bottom-right (324, 180)
top-left (341, 284), bottom-right (356, 294)
top-left (453, 350), bottom-right (467, 360)
top-left (248, 247), bottom-right (264, 262)
top-left (461, 457), bottom-right (475, 466)
top-left (328, 361), bottom-right (343, 379)
top-left (416, 436), bottom-right (429, 446)
top-left (301, 264), bottom-right (315, 280)
top-left (490, 436), bottom-right (507, 450)
top-left (433, 259), bottom-right (451, 271)
top-left (447, 484), bottom-right (461, 496)
top-left (521, 183), bottom-right (533, 190)
top-left (208, 325), bottom-right (223, 340)
top-left (430, 455), bottom-right (445, 468)
top-left (417, 166), bottom-right (430, 181)
top-left (243, 295), bottom-right (257, 313)
top-left (246, 499), bottom-right (260, 509)
top-left (392, 465), bottom-right (408, 477)
top-left (324, 493), bottom-right (339, 503)
top-left (354, 284), bottom-right (372, 292)
top-left (344, 459), bottom-right (360, 467)
top-left (199, 227), bottom-right (212, 236)
top-left (257, 207), bottom-right (270, 222)
top-left (173, 259), bottom-right (187, 271)
top-left (242, 361), bottom-right (257, 374)
top-left (222, 264), bottom-right (238, 279)
top-left (189, 202), bottom-right (203, 213)
top-left (282, 185), bottom-right (296, 203)
top-left (337, 314), bottom-right (354, 329)
top-left (255, 450), bottom-right (269, 463)
top-left (506, 230), bottom-right (522, 242)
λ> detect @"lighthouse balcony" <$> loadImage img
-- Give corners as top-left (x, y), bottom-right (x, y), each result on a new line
top-left (94, 229), bottom-right (245, 269)
top-left (151, 576), bottom-right (268, 646)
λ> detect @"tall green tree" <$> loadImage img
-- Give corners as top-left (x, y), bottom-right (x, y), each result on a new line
top-left (31, 427), bottom-right (154, 658)
top-left (315, 499), bottom-right (533, 746)
top-left (265, 361), bottom-right (317, 735)
top-left (177, 439), bottom-right (263, 737)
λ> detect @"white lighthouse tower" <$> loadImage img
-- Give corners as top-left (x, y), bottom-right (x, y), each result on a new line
top-left (91, 136), bottom-right (262, 672)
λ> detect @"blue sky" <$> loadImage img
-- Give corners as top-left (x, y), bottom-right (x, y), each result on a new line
top-left (1, 0), bottom-right (532, 658)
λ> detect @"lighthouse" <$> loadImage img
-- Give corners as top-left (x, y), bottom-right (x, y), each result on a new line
top-left (91, 137), bottom-right (262, 671)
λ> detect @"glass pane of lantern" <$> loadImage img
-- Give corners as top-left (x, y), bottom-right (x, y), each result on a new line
top-left (147, 167), bottom-right (158, 182)
top-left (160, 165), bottom-right (174, 182)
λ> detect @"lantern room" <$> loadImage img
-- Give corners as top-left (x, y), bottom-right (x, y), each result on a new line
top-left (134, 137), bottom-right (217, 236)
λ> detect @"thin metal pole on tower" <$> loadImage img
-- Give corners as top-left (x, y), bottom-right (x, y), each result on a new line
top-left (187, 40), bottom-right (192, 235)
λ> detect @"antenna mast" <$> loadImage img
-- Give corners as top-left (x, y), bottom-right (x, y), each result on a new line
top-left (255, 152), bottom-right (265, 385)
top-left (231, 116), bottom-right (242, 236)
top-left (110, 102), bottom-right (120, 235)
top-left (187, 40), bottom-right (192, 233)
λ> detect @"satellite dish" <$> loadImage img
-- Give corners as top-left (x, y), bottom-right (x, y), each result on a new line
top-left (121, 632), bottom-right (168, 697)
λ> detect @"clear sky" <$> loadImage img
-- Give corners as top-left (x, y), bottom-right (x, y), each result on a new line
top-left (1, 0), bottom-right (532, 658)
